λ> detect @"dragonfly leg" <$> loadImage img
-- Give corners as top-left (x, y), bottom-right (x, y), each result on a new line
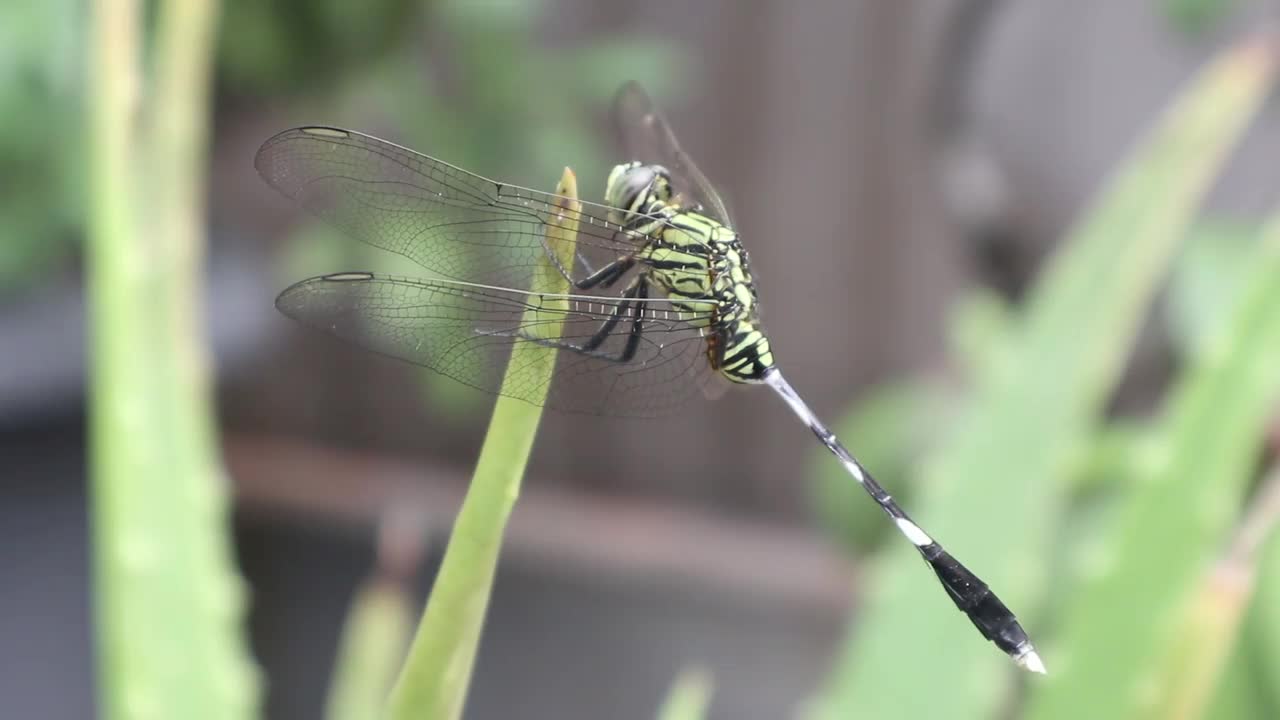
top-left (576, 255), bottom-right (637, 290)
top-left (504, 276), bottom-right (649, 363)
top-left (614, 276), bottom-right (648, 362)
top-left (579, 275), bottom-right (647, 361)
top-left (540, 224), bottom-right (644, 289)
top-left (538, 228), bottom-right (599, 283)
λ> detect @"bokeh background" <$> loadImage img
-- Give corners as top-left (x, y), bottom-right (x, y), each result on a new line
top-left (5, 1), bottom-right (1280, 718)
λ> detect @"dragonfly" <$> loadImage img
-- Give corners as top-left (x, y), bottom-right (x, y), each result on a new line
top-left (255, 81), bottom-right (1044, 673)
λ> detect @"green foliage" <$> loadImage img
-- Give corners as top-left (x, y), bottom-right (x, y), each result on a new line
top-left (0, 0), bottom-right (84, 295)
top-left (1025, 208), bottom-right (1280, 720)
top-left (1164, 0), bottom-right (1238, 34)
top-left (217, 0), bottom-right (418, 93)
top-left (808, 34), bottom-right (1278, 720)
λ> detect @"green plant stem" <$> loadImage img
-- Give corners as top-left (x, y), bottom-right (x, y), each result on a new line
top-left (385, 168), bottom-right (581, 720)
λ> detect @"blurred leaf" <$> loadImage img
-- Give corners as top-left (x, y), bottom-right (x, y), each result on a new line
top-left (809, 379), bottom-right (956, 553)
top-left (810, 33), bottom-right (1276, 720)
top-left (1164, 0), bottom-right (1237, 34)
top-left (87, 0), bottom-right (260, 717)
top-left (1025, 206), bottom-right (1280, 719)
top-left (947, 286), bottom-right (1015, 384)
top-left (217, 0), bottom-right (417, 94)
top-left (0, 0), bottom-right (84, 295)
top-left (325, 579), bottom-right (413, 720)
top-left (1202, 638), bottom-right (1274, 720)
top-left (1165, 532), bottom-right (1280, 720)
top-left (385, 168), bottom-right (580, 720)
top-left (437, 0), bottom-right (543, 29)
top-left (1167, 216), bottom-right (1260, 360)
top-left (1144, 471), bottom-right (1280, 720)
top-left (1068, 419), bottom-right (1162, 496)
top-left (655, 668), bottom-right (714, 720)
top-left (1239, 490), bottom-right (1280, 713)
top-left (1050, 420), bottom-right (1151, 621)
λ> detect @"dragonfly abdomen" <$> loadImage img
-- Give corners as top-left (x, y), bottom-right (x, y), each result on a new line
top-left (708, 232), bottom-right (773, 383)
top-left (718, 322), bottom-right (774, 382)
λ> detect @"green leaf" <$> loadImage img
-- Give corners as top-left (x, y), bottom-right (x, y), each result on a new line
top-left (655, 668), bottom-right (714, 720)
top-left (384, 168), bottom-right (581, 720)
top-left (1192, 466), bottom-right (1280, 720)
top-left (1202, 639), bottom-right (1274, 720)
top-left (947, 286), bottom-right (1015, 384)
top-left (87, 0), bottom-right (260, 718)
top-left (325, 578), bottom-right (413, 720)
top-left (1024, 203), bottom-right (1280, 719)
top-left (808, 33), bottom-right (1277, 720)
top-left (1069, 420), bottom-right (1151, 494)
top-left (1167, 216), bottom-right (1260, 360)
top-left (1246, 520), bottom-right (1280, 712)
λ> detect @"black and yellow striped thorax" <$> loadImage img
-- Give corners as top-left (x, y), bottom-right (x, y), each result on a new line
top-left (604, 162), bottom-right (775, 384)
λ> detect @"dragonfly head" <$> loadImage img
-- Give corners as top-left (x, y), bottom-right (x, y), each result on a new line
top-left (605, 161), bottom-right (673, 228)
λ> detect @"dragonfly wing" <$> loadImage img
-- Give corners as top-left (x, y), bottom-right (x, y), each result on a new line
top-left (612, 81), bottom-right (734, 226)
top-left (256, 126), bottom-right (666, 293)
top-left (276, 272), bottom-right (721, 417)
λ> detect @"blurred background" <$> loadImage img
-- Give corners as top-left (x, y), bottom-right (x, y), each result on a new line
top-left (5, 1), bottom-right (1280, 718)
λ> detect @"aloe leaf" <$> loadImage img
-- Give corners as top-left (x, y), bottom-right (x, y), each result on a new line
top-left (1142, 464), bottom-right (1280, 720)
top-left (1167, 217), bottom-right (1261, 359)
top-left (1025, 186), bottom-right (1280, 720)
top-left (87, 0), bottom-right (260, 717)
top-left (1242, 517), bottom-right (1280, 713)
top-left (810, 33), bottom-right (1276, 720)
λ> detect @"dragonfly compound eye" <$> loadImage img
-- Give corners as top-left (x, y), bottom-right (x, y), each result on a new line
top-left (606, 162), bottom-right (672, 225)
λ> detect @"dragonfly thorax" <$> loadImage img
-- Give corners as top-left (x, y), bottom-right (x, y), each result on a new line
top-left (603, 159), bottom-right (775, 385)
top-left (605, 161), bottom-right (674, 229)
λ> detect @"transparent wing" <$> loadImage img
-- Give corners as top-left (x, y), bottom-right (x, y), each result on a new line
top-left (256, 126), bottom-right (671, 292)
top-left (276, 272), bottom-right (721, 417)
top-left (612, 81), bottom-right (733, 225)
